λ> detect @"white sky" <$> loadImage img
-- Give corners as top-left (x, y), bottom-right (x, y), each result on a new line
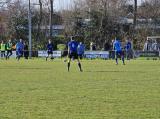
top-left (0, 0), bottom-right (143, 11)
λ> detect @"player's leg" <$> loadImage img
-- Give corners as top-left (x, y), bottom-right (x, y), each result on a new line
top-left (120, 51), bottom-right (125, 65)
top-left (121, 55), bottom-right (125, 65)
top-left (115, 51), bottom-right (118, 65)
top-left (77, 59), bottom-right (82, 71)
top-left (127, 49), bottom-right (131, 60)
top-left (80, 54), bottom-right (82, 60)
top-left (76, 54), bottom-right (82, 71)
top-left (1, 52), bottom-right (3, 59)
top-left (17, 51), bottom-right (19, 60)
top-left (6, 50), bottom-right (9, 60)
top-left (46, 53), bottom-right (49, 61)
top-left (51, 53), bottom-right (54, 61)
top-left (67, 54), bottom-right (71, 71)
top-left (8, 50), bottom-right (12, 59)
top-left (17, 51), bottom-right (22, 61)
top-left (4, 51), bottom-right (6, 60)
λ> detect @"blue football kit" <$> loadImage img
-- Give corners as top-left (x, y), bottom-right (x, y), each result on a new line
top-left (78, 44), bottom-right (84, 54)
top-left (16, 42), bottom-right (24, 51)
top-left (113, 41), bottom-right (125, 65)
top-left (16, 42), bottom-right (24, 60)
top-left (46, 43), bottom-right (54, 61)
top-left (16, 42), bottom-right (23, 54)
top-left (114, 41), bottom-right (123, 56)
top-left (68, 41), bottom-right (78, 54)
top-left (47, 43), bottom-right (53, 53)
top-left (67, 40), bottom-right (82, 71)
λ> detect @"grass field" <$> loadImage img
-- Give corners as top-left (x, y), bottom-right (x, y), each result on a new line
top-left (0, 59), bottom-right (160, 119)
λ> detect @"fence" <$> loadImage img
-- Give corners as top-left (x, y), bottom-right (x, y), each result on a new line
top-left (1, 50), bottom-right (159, 60)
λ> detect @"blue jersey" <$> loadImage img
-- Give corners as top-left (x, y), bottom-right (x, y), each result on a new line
top-left (114, 41), bottom-right (122, 51)
top-left (16, 42), bottom-right (24, 51)
top-left (78, 44), bottom-right (84, 54)
top-left (47, 43), bottom-right (53, 52)
top-left (68, 41), bottom-right (78, 54)
top-left (124, 42), bottom-right (131, 50)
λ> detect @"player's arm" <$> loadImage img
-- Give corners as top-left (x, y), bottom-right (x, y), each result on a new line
top-left (113, 44), bottom-right (115, 50)
top-left (7, 43), bottom-right (9, 48)
top-left (68, 46), bottom-right (70, 58)
top-left (77, 46), bottom-right (78, 53)
top-left (113, 46), bottom-right (115, 50)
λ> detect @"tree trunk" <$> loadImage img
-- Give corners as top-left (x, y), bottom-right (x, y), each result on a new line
top-left (50, 0), bottom-right (53, 40)
top-left (134, 0), bottom-right (137, 27)
top-left (36, 0), bottom-right (42, 41)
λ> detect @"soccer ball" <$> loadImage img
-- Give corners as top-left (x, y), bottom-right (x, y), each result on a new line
top-left (63, 59), bottom-right (67, 62)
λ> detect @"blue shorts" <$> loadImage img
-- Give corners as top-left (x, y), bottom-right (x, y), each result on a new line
top-left (17, 50), bottom-right (22, 55)
top-left (115, 51), bottom-right (123, 56)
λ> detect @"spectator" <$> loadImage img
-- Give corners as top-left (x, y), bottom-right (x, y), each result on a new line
top-left (103, 40), bottom-right (109, 51)
top-left (123, 39), bottom-right (132, 60)
top-left (152, 39), bottom-right (159, 51)
top-left (90, 42), bottom-right (96, 51)
top-left (110, 39), bottom-right (115, 59)
top-left (23, 42), bottom-right (28, 59)
top-left (78, 42), bottom-right (84, 60)
top-left (143, 40), bottom-right (152, 51)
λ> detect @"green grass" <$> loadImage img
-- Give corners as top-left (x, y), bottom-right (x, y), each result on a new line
top-left (0, 59), bottom-right (160, 118)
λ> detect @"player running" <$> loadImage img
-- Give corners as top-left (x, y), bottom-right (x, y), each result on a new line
top-left (6, 39), bottom-right (12, 60)
top-left (1, 40), bottom-right (6, 59)
top-left (67, 36), bottom-right (82, 72)
top-left (113, 38), bottom-right (125, 65)
top-left (16, 39), bottom-right (24, 61)
top-left (46, 39), bottom-right (54, 61)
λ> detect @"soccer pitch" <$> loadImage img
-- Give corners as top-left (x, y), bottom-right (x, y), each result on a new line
top-left (0, 59), bottom-right (160, 118)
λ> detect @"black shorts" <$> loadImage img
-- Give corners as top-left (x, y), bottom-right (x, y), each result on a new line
top-left (7, 50), bottom-right (12, 54)
top-left (1, 51), bottom-right (5, 54)
top-left (47, 51), bottom-right (53, 55)
top-left (69, 53), bottom-right (78, 59)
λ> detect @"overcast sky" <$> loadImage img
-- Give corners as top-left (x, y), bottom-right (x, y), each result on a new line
top-left (0, 0), bottom-right (143, 11)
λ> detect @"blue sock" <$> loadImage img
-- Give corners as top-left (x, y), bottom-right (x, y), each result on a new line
top-left (115, 58), bottom-right (117, 63)
top-left (78, 63), bottom-right (81, 70)
top-left (67, 63), bottom-right (70, 71)
top-left (122, 58), bottom-right (124, 64)
top-left (1, 54), bottom-right (2, 57)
